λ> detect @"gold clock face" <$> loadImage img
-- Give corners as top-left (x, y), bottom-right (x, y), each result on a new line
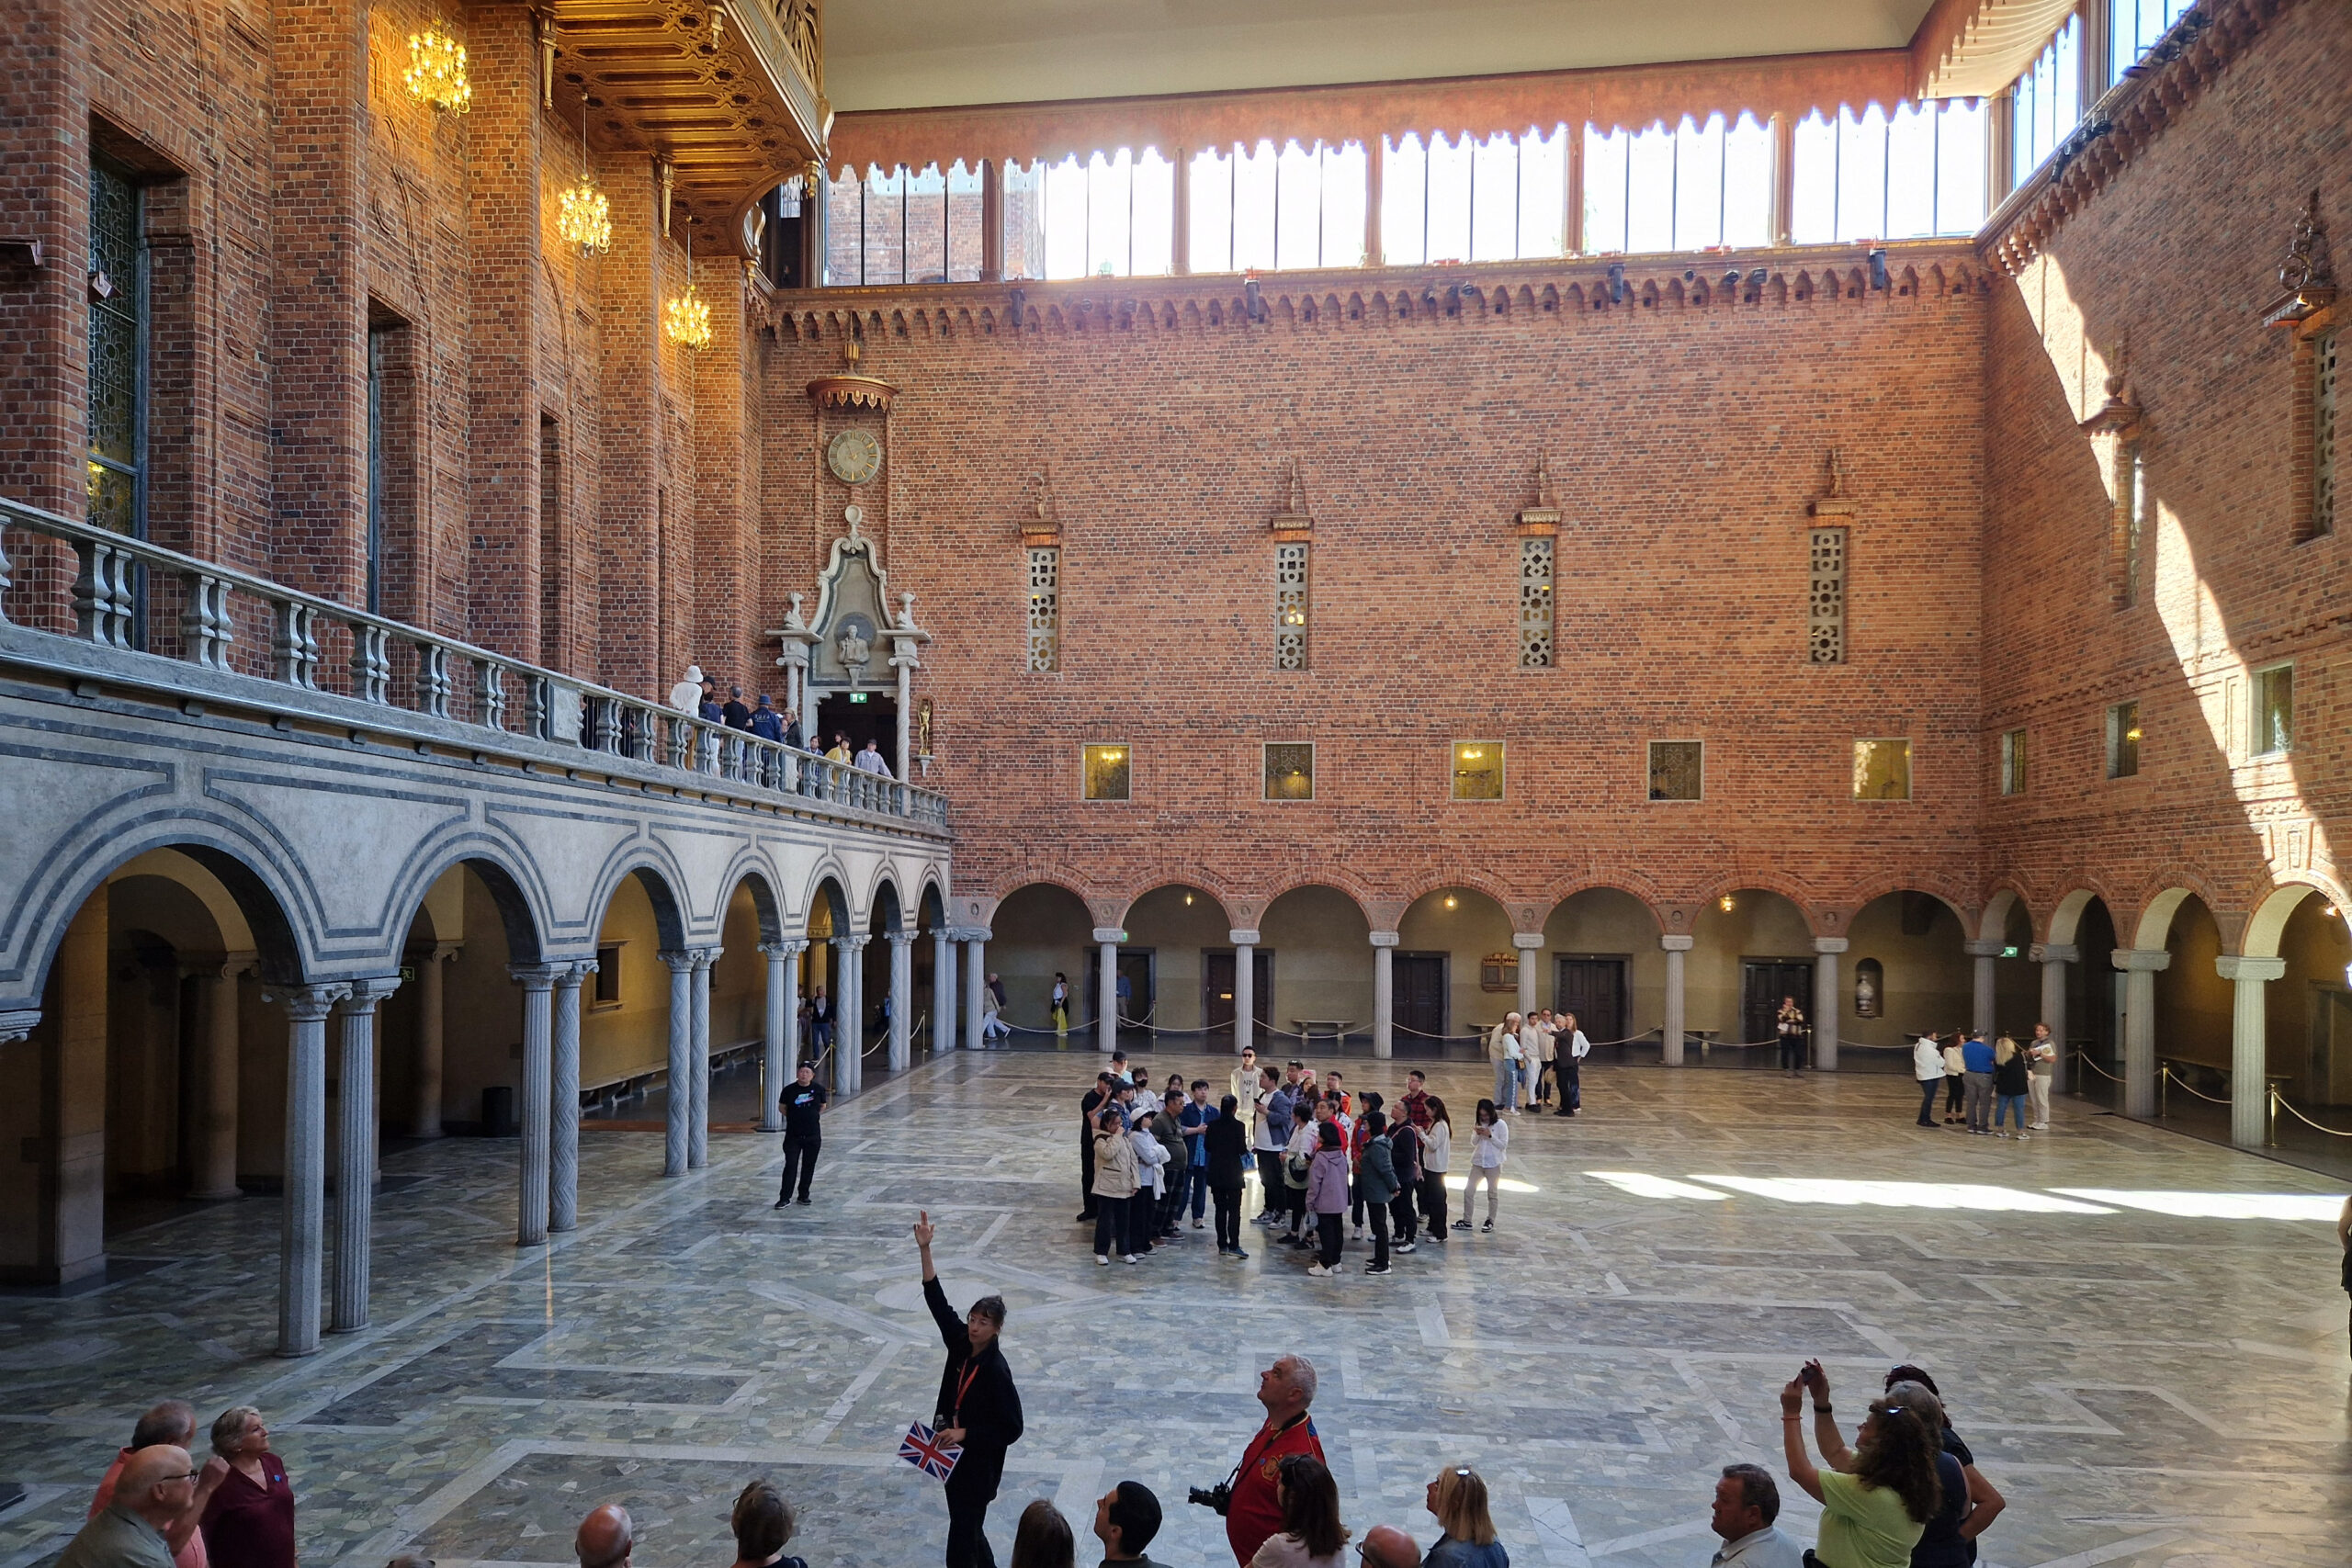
top-left (827, 428), bottom-right (883, 486)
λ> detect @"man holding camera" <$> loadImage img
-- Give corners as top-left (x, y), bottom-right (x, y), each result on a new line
top-left (1213, 1355), bottom-right (1324, 1565)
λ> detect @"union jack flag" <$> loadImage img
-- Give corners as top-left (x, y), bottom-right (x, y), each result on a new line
top-left (899, 1421), bottom-right (962, 1481)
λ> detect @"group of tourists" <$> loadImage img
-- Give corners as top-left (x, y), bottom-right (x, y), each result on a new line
top-left (1075, 1047), bottom-right (1520, 1276)
top-left (1482, 1009), bottom-right (1590, 1113)
top-left (666, 665), bottom-right (893, 775)
top-left (1908, 1023), bottom-right (2059, 1135)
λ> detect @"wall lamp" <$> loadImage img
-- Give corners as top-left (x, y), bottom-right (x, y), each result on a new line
top-left (1606, 262), bottom-right (1627, 304)
top-left (1868, 247), bottom-right (1890, 289)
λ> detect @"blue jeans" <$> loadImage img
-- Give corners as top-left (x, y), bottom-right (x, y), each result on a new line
top-left (1494, 1060), bottom-right (1519, 1110)
top-left (1995, 1092), bottom-right (2028, 1130)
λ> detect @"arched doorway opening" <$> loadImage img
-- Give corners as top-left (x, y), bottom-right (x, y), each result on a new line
top-left (989, 883), bottom-right (1095, 1047)
top-left (1120, 885), bottom-right (1232, 1050)
top-left (1844, 889), bottom-right (1972, 1059)
top-left (1396, 887), bottom-right (1513, 1049)
top-left (1541, 888), bottom-right (1666, 1061)
top-left (1687, 889), bottom-right (1814, 1067)
top-left (1261, 885), bottom-right (1372, 1056)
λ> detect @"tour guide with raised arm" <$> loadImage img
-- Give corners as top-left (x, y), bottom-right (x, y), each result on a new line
top-left (913, 1213), bottom-right (1023, 1568)
top-left (1215, 1355), bottom-right (1325, 1565)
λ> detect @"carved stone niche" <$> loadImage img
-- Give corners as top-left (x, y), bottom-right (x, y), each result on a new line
top-left (803, 525), bottom-right (896, 692)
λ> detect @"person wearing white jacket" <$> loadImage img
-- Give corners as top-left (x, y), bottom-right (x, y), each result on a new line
top-left (1487, 1014), bottom-right (1523, 1111)
top-left (1417, 1101), bottom-right (1453, 1243)
top-left (1913, 1032), bottom-right (1948, 1127)
top-left (1129, 1121), bottom-right (1170, 1257)
top-left (1453, 1100), bottom-right (1510, 1234)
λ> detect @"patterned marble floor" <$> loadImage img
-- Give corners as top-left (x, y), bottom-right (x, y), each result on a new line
top-left (3, 1055), bottom-right (2346, 1568)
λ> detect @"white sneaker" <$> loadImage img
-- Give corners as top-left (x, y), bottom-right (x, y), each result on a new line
top-left (2016, 1134), bottom-right (2030, 1141)
top-left (1306, 1263), bottom-right (1330, 1277)
top-left (1096, 1255), bottom-right (1109, 1266)
top-left (1124, 1254), bottom-right (1139, 1266)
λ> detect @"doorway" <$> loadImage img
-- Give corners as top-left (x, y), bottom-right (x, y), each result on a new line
top-left (1204, 949), bottom-right (1272, 1036)
top-left (1395, 953), bottom-right (1447, 1041)
top-left (1741, 960), bottom-right (1815, 1047)
top-left (1555, 957), bottom-right (1626, 1044)
top-left (1116, 949), bottom-right (1156, 1035)
top-left (812, 691), bottom-right (897, 758)
top-left (2309, 987), bottom-right (2352, 1105)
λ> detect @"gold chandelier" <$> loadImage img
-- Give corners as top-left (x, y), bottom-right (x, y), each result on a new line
top-left (403, 24), bottom-right (472, 114)
top-left (556, 101), bottom-right (611, 255)
top-left (663, 232), bottom-right (712, 350)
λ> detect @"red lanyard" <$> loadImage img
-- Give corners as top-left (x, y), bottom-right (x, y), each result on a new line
top-left (953, 1359), bottom-right (980, 1424)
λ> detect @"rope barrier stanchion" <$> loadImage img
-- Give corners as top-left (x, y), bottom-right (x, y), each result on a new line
top-left (2158, 1064), bottom-right (2232, 1109)
top-left (2269, 1085), bottom-right (2352, 1139)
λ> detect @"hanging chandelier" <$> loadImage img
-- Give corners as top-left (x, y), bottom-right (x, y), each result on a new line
top-left (403, 24), bottom-right (472, 114)
top-left (663, 231), bottom-right (712, 351)
top-left (555, 100), bottom-right (611, 255)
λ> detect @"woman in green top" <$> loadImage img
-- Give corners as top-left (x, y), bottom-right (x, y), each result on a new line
top-left (1778, 1360), bottom-right (1940, 1568)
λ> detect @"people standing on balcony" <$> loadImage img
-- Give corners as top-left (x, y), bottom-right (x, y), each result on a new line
top-left (722, 687), bottom-right (753, 729)
top-left (668, 663), bottom-right (705, 710)
top-left (855, 739), bottom-right (891, 776)
top-left (749, 695), bottom-right (783, 741)
top-left (1776, 997), bottom-right (1807, 1074)
top-left (781, 707), bottom-right (806, 751)
top-left (826, 732), bottom-right (853, 764)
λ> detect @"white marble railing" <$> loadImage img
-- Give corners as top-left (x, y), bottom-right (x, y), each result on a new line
top-left (0, 495), bottom-right (947, 832)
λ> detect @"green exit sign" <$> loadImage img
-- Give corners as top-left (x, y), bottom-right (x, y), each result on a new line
top-left (847, 692), bottom-right (868, 704)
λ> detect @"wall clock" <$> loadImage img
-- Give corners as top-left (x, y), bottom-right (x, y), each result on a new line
top-left (827, 428), bottom-right (883, 485)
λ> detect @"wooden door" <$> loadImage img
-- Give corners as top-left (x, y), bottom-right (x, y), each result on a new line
top-left (1742, 961), bottom-right (1815, 1046)
top-left (1554, 958), bottom-right (1625, 1044)
top-left (1203, 950), bottom-right (1272, 1032)
top-left (1394, 953), bottom-right (1447, 1041)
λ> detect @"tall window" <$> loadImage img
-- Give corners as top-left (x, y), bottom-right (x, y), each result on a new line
top-left (2012, 14), bottom-right (2084, 186)
top-left (1384, 130), bottom-right (1564, 265)
top-left (2106, 700), bottom-right (2141, 778)
top-left (825, 162), bottom-right (989, 285)
top-left (1025, 547), bottom-right (1059, 671)
top-left (1193, 141), bottom-right (1362, 273)
top-left (2315, 328), bottom-right (2338, 538)
top-left (2120, 446), bottom-right (2146, 608)
top-left (1519, 537), bottom-right (1555, 667)
top-left (367, 327), bottom-right (388, 615)
top-left (87, 156), bottom-right (144, 542)
top-left (2111, 0), bottom-right (2199, 78)
top-left (1020, 149), bottom-right (1175, 278)
top-left (1807, 527), bottom-right (1848, 664)
top-left (1274, 542), bottom-right (1309, 670)
top-left (2253, 665), bottom-right (2292, 756)
top-left (2000, 728), bottom-right (2028, 795)
top-left (1584, 115), bottom-right (1770, 254)
top-left (1791, 101), bottom-right (1986, 244)
top-left (538, 413), bottom-right (562, 666)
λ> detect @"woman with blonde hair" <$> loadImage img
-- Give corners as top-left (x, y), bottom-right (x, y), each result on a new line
top-left (1422, 1467), bottom-right (1508, 1568)
top-left (1991, 1038), bottom-right (2031, 1140)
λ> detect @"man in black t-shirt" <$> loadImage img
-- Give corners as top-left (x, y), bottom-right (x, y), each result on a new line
top-left (775, 1062), bottom-right (828, 1207)
top-left (1078, 1072), bottom-right (1112, 1224)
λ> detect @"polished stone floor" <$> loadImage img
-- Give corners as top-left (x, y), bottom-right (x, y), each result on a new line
top-left (3, 1055), bottom-right (2347, 1568)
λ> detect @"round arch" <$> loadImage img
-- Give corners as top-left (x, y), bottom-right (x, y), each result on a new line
top-left (2045, 887), bottom-right (2110, 946)
top-left (389, 836), bottom-right (553, 968)
top-left (2242, 877), bottom-right (2348, 958)
top-left (714, 852), bottom-right (787, 946)
top-left (1690, 873), bottom-right (1826, 932)
top-left (582, 846), bottom-right (694, 954)
top-left (1978, 886), bottom-right (2033, 943)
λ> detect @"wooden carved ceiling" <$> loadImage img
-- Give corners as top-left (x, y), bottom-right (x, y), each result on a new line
top-left (548, 0), bottom-right (827, 256)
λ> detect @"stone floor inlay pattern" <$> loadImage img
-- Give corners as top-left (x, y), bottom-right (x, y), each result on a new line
top-left (1, 1055), bottom-right (2346, 1568)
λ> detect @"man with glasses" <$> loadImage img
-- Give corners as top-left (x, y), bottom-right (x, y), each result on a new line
top-left (58, 1446), bottom-right (193, 1568)
top-left (89, 1402), bottom-right (221, 1568)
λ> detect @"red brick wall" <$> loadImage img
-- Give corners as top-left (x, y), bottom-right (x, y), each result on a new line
top-left (769, 254), bottom-right (1994, 932)
top-left (1980, 0), bottom-right (2352, 947)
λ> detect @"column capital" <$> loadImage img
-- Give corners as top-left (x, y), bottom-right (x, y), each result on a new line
top-left (1659, 934), bottom-right (1695, 952)
top-left (1229, 929), bottom-right (1261, 945)
top-left (760, 939), bottom-right (808, 958)
top-left (950, 925), bottom-right (993, 943)
top-left (1091, 927), bottom-right (1125, 944)
top-left (1962, 939), bottom-right (2007, 958)
top-left (560, 958), bottom-right (598, 987)
top-left (2111, 947), bottom-right (2172, 972)
top-left (836, 931), bottom-right (872, 952)
top-left (1369, 931), bottom-right (1401, 948)
top-left (336, 976), bottom-right (404, 1010)
top-left (270, 982), bottom-right (353, 1021)
top-left (2215, 954), bottom-right (2288, 983)
top-left (424, 941), bottom-right (464, 964)
top-left (691, 945), bottom-right (722, 970)
top-left (2029, 942), bottom-right (2080, 964)
top-left (507, 963), bottom-right (562, 991)
top-left (1511, 931), bottom-right (1545, 951)
top-left (888, 928), bottom-right (920, 947)
top-left (215, 948), bottom-right (262, 980)
top-left (658, 948), bottom-right (697, 974)
top-left (0, 1009), bottom-right (40, 1043)
top-left (1812, 937), bottom-right (1849, 955)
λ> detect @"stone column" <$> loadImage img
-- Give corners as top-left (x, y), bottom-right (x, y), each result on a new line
top-left (277, 982), bottom-right (349, 1358)
top-left (836, 934), bottom-right (869, 1093)
top-left (888, 930), bottom-right (916, 1071)
top-left (412, 942), bottom-right (460, 1138)
top-left (1963, 938), bottom-right (2002, 1037)
top-left (759, 942), bottom-right (795, 1127)
top-left (2217, 954), bottom-right (2286, 1148)
top-left (963, 934), bottom-right (987, 1049)
top-left (330, 977), bottom-right (400, 1333)
top-left (659, 950), bottom-right (695, 1176)
top-left (510, 964), bottom-right (559, 1246)
top-left (1094, 929), bottom-right (1122, 1054)
top-left (2112, 947), bottom-right (2170, 1119)
top-left (1370, 931), bottom-right (1398, 1060)
top-left (1514, 932), bottom-right (1544, 1021)
top-left (1231, 930), bottom-right (1259, 1059)
top-left (1660, 935), bottom-right (1693, 1066)
top-left (933, 929), bottom-right (956, 1056)
top-left (551, 961), bottom-right (591, 1232)
top-left (2030, 942), bottom-right (2076, 1093)
top-left (1812, 937), bottom-right (1847, 1071)
top-left (688, 948), bottom-right (718, 1168)
top-left (191, 955), bottom-right (254, 1199)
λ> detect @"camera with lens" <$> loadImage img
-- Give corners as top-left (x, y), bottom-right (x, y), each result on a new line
top-left (1187, 1482), bottom-right (1232, 1517)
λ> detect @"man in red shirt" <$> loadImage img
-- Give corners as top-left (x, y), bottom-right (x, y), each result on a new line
top-left (1223, 1355), bottom-right (1325, 1565)
top-left (89, 1401), bottom-right (220, 1568)
top-left (1399, 1070), bottom-right (1434, 1134)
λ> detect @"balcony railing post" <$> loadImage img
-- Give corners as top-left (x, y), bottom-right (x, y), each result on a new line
top-left (0, 527), bottom-right (14, 625)
top-left (474, 660), bottom-right (506, 729)
top-left (182, 573), bottom-right (235, 671)
top-left (527, 675), bottom-right (555, 741)
top-left (349, 623), bottom-right (390, 703)
top-left (415, 641), bottom-right (452, 717)
top-left (272, 599), bottom-right (321, 690)
top-left (630, 704), bottom-right (656, 762)
top-left (73, 537), bottom-right (137, 649)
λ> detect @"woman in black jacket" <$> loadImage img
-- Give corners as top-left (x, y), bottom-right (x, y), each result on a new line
top-left (914, 1212), bottom-right (1025, 1568)
top-left (1205, 1093), bottom-right (1250, 1259)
